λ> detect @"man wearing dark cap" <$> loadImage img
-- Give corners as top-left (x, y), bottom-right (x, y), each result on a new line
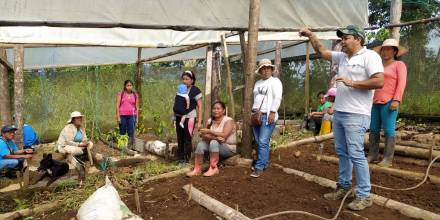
top-left (0, 125), bottom-right (33, 177)
top-left (299, 25), bottom-right (384, 210)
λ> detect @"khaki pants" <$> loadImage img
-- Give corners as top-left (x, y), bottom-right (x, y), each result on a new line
top-left (60, 142), bottom-right (94, 168)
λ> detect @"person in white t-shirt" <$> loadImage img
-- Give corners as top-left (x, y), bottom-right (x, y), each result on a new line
top-left (300, 25), bottom-right (384, 211)
top-left (250, 59), bottom-right (283, 178)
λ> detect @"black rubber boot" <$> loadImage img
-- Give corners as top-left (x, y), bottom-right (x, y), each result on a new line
top-left (367, 133), bottom-right (380, 163)
top-left (378, 136), bottom-right (396, 167)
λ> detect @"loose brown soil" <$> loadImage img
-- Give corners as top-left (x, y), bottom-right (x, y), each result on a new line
top-left (273, 140), bottom-right (440, 214)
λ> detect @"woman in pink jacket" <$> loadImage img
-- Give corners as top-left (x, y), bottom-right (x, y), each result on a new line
top-left (367, 39), bottom-right (407, 167)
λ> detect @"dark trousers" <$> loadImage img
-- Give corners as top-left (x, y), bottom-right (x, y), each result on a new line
top-left (119, 115), bottom-right (136, 138)
top-left (175, 116), bottom-right (193, 162)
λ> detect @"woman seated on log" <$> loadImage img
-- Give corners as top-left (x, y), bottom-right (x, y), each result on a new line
top-left (186, 101), bottom-right (237, 177)
top-left (56, 111), bottom-right (93, 169)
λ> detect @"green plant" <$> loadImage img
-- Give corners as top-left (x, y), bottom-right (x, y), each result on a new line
top-left (14, 198), bottom-right (30, 210)
top-left (106, 129), bottom-right (129, 150)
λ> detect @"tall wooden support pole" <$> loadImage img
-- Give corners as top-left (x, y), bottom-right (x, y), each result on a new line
top-left (0, 48), bottom-right (12, 126)
top-left (241, 0), bottom-right (261, 158)
top-left (13, 45), bottom-right (24, 148)
top-left (204, 46), bottom-right (214, 124)
top-left (239, 32), bottom-right (247, 70)
top-left (221, 35), bottom-right (236, 119)
top-left (135, 48), bottom-right (143, 122)
top-left (390, 0), bottom-right (402, 42)
top-left (274, 41), bottom-right (282, 77)
top-left (304, 41), bottom-right (311, 115)
top-left (211, 45), bottom-right (221, 103)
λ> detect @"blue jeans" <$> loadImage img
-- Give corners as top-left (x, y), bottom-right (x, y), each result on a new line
top-left (119, 115), bottom-right (136, 138)
top-left (333, 111), bottom-right (371, 198)
top-left (370, 101), bottom-right (398, 137)
top-left (0, 159), bottom-right (19, 169)
top-left (252, 113), bottom-right (276, 171)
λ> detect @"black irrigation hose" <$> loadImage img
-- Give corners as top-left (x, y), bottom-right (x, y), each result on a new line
top-left (254, 155), bottom-right (440, 220)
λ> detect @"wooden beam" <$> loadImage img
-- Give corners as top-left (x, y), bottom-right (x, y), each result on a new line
top-left (0, 48), bottom-right (12, 126)
top-left (211, 45), bottom-right (221, 103)
top-left (221, 35), bottom-right (236, 119)
top-left (304, 41), bottom-right (311, 114)
top-left (0, 20), bottom-right (375, 32)
top-left (273, 41), bottom-right (282, 77)
top-left (230, 41), bottom-right (306, 62)
top-left (135, 48), bottom-right (143, 123)
top-left (13, 45), bottom-right (24, 148)
top-left (390, 0), bottom-right (402, 42)
top-left (137, 43), bottom-right (209, 63)
top-left (0, 51), bottom-right (13, 71)
top-left (204, 46), bottom-right (213, 124)
top-left (241, 0), bottom-right (261, 158)
top-left (384, 16), bottom-right (440, 28)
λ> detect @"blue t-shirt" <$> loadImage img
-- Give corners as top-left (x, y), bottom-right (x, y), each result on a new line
top-left (23, 124), bottom-right (39, 147)
top-left (0, 138), bottom-right (17, 160)
top-left (74, 130), bottom-right (83, 143)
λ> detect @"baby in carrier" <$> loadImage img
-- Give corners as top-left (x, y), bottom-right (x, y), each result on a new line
top-left (173, 84), bottom-right (191, 128)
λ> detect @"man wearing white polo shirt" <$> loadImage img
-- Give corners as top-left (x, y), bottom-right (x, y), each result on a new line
top-left (300, 25), bottom-right (384, 211)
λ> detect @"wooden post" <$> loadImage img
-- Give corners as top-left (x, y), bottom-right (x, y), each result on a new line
top-left (135, 48), bottom-right (143, 122)
top-left (0, 48), bottom-right (12, 126)
top-left (211, 45), bottom-right (221, 103)
top-left (274, 41), bottom-right (282, 77)
top-left (304, 41), bottom-right (311, 115)
top-left (204, 46), bottom-right (213, 124)
top-left (13, 45), bottom-right (24, 148)
top-left (241, 0), bottom-right (261, 158)
top-left (390, 0), bottom-right (402, 42)
top-left (239, 32), bottom-right (247, 66)
top-left (221, 35), bottom-right (236, 119)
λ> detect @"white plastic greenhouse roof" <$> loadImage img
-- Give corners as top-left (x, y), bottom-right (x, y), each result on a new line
top-left (0, 0), bottom-right (368, 69)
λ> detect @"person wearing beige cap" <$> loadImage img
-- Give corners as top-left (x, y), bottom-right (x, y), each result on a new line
top-left (56, 111), bottom-right (93, 175)
top-left (250, 59), bottom-right (283, 178)
top-left (300, 25), bottom-right (384, 211)
top-left (368, 39), bottom-right (408, 167)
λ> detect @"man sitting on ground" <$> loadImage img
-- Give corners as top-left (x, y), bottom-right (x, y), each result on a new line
top-left (0, 125), bottom-right (33, 178)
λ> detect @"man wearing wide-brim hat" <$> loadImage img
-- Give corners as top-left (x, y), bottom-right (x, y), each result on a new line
top-left (299, 25), bottom-right (384, 211)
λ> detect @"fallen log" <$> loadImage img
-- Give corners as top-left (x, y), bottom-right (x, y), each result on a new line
top-left (273, 163), bottom-right (440, 220)
top-left (364, 141), bottom-right (440, 160)
top-left (0, 202), bottom-right (59, 220)
top-left (277, 133), bottom-right (334, 149)
top-left (183, 184), bottom-right (251, 220)
top-left (314, 154), bottom-right (440, 185)
top-left (222, 155), bottom-right (253, 167)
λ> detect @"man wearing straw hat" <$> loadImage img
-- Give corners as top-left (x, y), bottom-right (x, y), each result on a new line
top-left (300, 25), bottom-right (384, 210)
top-left (368, 39), bottom-right (407, 167)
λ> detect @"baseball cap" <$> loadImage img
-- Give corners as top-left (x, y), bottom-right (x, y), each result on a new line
top-left (336, 25), bottom-right (365, 41)
top-left (1, 125), bottom-right (18, 133)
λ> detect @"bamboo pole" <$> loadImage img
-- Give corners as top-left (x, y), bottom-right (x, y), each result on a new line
top-left (390, 0), bottom-right (402, 42)
top-left (204, 45), bottom-right (214, 124)
top-left (135, 48), bottom-right (143, 123)
top-left (13, 45), bottom-right (24, 148)
top-left (241, 0), bottom-right (261, 158)
top-left (238, 32), bottom-right (247, 66)
top-left (304, 41), bottom-right (311, 115)
top-left (316, 154), bottom-right (440, 185)
top-left (230, 41), bottom-right (306, 62)
top-left (211, 45), bottom-right (221, 102)
top-left (221, 34), bottom-right (236, 119)
top-left (275, 164), bottom-right (440, 220)
top-left (364, 140), bottom-right (440, 160)
top-left (183, 184), bottom-right (251, 220)
top-left (276, 133), bottom-right (334, 149)
top-left (0, 48), bottom-right (12, 126)
top-left (273, 41), bottom-right (282, 77)
top-left (384, 16), bottom-right (440, 29)
top-left (137, 43), bottom-right (209, 64)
